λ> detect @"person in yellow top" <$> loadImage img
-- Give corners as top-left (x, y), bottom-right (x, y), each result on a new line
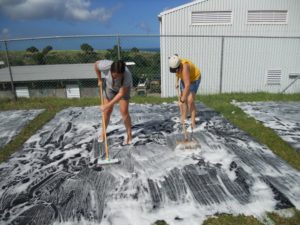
top-left (169, 54), bottom-right (201, 128)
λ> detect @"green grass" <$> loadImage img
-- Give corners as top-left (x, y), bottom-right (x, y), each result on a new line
top-left (199, 92), bottom-right (300, 171)
top-left (203, 209), bottom-right (300, 225)
top-left (0, 92), bottom-right (299, 225)
top-left (0, 97), bottom-right (99, 162)
top-left (153, 209), bottom-right (300, 225)
top-left (203, 214), bottom-right (263, 225)
top-left (268, 209), bottom-right (300, 225)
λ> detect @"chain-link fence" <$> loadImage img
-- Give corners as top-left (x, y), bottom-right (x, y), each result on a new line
top-left (0, 34), bottom-right (299, 100)
top-left (0, 35), bottom-right (161, 100)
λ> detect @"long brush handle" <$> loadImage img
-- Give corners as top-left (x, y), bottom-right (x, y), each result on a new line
top-left (99, 82), bottom-right (109, 160)
top-left (177, 87), bottom-right (188, 141)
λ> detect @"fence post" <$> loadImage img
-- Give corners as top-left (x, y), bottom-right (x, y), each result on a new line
top-left (117, 35), bottom-right (121, 60)
top-left (4, 40), bottom-right (17, 101)
top-left (219, 37), bottom-right (224, 94)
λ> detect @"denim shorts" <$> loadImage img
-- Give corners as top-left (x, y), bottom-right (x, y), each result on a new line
top-left (180, 77), bottom-right (201, 93)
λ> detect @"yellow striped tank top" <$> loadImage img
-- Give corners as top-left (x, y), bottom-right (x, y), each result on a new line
top-left (176, 58), bottom-right (201, 82)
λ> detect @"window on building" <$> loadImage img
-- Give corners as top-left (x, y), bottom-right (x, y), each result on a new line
top-left (191, 11), bottom-right (232, 25)
top-left (266, 69), bottom-right (282, 85)
top-left (248, 10), bottom-right (288, 24)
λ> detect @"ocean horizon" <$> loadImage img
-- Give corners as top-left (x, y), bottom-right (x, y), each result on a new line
top-left (2, 37), bottom-right (160, 52)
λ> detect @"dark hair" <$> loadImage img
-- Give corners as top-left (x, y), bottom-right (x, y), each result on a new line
top-left (110, 60), bottom-right (126, 73)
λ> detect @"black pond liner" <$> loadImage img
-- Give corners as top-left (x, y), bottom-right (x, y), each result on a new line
top-left (0, 103), bottom-right (299, 225)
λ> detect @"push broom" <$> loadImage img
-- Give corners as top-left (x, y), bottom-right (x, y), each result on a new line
top-left (176, 87), bottom-right (199, 149)
top-left (96, 81), bottom-right (120, 166)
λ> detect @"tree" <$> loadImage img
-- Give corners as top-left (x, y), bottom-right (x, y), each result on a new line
top-left (25, 45), bottom-right (53, 65)
top-left (80, 43), bottom-right (94, 53)
top-left (42, 45), bottom-right (53, 55)
top-left (132, 54), bottom-right (149, 67)
top-left (26, 46), bottom-right (39, 53)
top-left (131, 47), bottom-right (139, 53)
top-left (105, 45), bottom-right (122, 60)
top-left (33, 52), bottom-right (46, 65)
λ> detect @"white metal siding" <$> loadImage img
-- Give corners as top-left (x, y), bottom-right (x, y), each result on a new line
top-left (221, 38), bottom-right (300, 93)
top-left (160, 0), bottom-right (300, 96)
top-left (161, 36), bottom-right (222, 97)
top-left (160, 0), bottom-right (300, 36)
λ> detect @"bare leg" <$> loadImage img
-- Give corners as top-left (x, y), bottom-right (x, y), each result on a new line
top-left (100, 98), bottom-right (114, 140)
top-left (188, 93), bottom-right (196, 128)
top-left (119, 99), bottom-right (132, 144)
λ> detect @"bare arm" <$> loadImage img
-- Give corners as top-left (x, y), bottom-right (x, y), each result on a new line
top-left (180, 63), bottom-right (191, 102)
top-left (94, 61), bottom-right (102, 86)
top-left (175, 76), bottom-right (179, 89)
top-left (105, 86), bottom-right (129, 108)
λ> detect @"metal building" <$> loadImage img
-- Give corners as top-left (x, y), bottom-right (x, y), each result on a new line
top-left (0, 64), bottom-right (97, 98)
top-left (159, 0), bottom-right (300, 97)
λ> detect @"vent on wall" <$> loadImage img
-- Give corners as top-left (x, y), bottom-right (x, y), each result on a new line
top-left (266, 69), bottom-right (282, 85)
top-left (191, 11), bottom-right (232, 25)
top-left (248, 10), bottom-right (288, 24)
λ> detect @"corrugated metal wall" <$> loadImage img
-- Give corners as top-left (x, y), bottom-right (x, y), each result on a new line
top-left (222, 37), bottom-right (300, 94)
top-left (160, 0), bottom-right (300, 97)
top-left (160, 36), bottom-right (222, 97)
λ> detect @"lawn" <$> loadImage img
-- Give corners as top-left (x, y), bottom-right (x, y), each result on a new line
top-left (0, 92), bottom-right (299, 225)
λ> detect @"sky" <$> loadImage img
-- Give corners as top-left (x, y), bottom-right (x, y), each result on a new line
top-left (0, 0), bottom-right (191, 39)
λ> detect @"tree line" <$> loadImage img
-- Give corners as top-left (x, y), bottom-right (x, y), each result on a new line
top-left (1, 43), bottom-right (161, 87)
